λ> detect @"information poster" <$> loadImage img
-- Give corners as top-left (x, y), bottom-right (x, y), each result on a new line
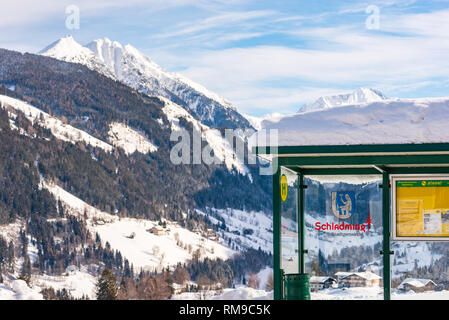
top-left (393, 177), bottom-right (449, 240)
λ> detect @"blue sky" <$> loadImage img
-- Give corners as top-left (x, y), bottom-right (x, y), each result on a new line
top-left (1, 0), bottom-right (449, 117)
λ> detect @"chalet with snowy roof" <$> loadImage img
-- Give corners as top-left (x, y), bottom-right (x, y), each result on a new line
top-left (334, 271), bottom-right (352, 282)
top-left (309, 276), bottom-right (336, 291)
top-left (339, 271), bottom-right (381, 288)
top-left (398, 278), bottom-right (436, 293)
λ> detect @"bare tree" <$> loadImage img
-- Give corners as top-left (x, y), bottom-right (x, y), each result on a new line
top-left (248, 273), bottom-right (260, 289)
top-left (173, 266), bottom-right (190, 285)
top-left (265, 273), bottom-right (274, 291)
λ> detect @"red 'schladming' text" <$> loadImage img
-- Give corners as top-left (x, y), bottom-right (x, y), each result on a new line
top-left (315, 222), bottom-right (367, 232)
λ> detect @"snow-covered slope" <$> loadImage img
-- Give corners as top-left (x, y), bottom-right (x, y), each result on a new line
top-left (161, 97), bottom-right (251, 177)
top-left (243, 113), bottom-right (285, 131)
top-left (40, 37), bottom-right (252, 130)
top-left (40, 180), bottom-right (235, 272)
top-left (196, 208), bottom-right (272, 253)
top-left (1, 94), bottom-right (159, 156)
top-left (299, 88), bottom-right (387, 113)
top-left (108, 122), bottom-right (158, 155)
top-left (253, 96), bottom-right (449, 147)
top-left (1, 94), bottom-right (114, 152)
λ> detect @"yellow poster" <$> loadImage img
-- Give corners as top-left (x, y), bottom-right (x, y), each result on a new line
top-left (395, 179), bottom-right (449, 239)
top-left (280, 174), bottom-right (288, 202)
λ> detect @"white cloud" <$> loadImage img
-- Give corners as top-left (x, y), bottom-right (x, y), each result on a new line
top-left (0, 0), bottom-right (215, 28)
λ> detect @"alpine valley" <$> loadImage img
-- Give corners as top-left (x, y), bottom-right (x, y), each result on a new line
top-left (0, 37), bottom-right (273, 300)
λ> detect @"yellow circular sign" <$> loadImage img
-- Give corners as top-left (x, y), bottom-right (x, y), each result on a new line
top-left (281, 174), bottom-right (288, 202)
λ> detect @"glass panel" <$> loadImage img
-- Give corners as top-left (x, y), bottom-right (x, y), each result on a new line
top-left (391, 240), bottom-right (446, 299)
top-left (280, 167), bottom-right (298, 274)
top-left (304, 175), bottom-right (383, 300)
top-left (390, 175), bottom-right (449, 299)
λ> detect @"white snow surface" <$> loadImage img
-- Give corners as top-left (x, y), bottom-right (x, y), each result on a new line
top-left (212, 287), bottom-right (273, 300)
top-left (174, 285), bottom-right (449, 300)
top-left (32, 266), bottom-right (97, 299)
top-left (0, 280), bottom-right (43, 300)
top-left (253, 96), bottom-right (449, 147)
top-left (108, 122), bottom-right (158, 155)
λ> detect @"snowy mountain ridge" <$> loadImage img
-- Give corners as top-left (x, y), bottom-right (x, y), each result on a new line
top-left (299, 88), bottom-right (387, 113)
top-left (39, 36), bottom-right (116, 80)
top-left (40, 36), bottom-right (252, 130)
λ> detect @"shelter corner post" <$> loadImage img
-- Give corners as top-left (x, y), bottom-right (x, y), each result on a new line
top-left (273, 159), bottom-right (282, 300)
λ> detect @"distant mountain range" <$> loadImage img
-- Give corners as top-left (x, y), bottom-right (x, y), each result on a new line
top-left (299, 88), bottom-right (387, 113)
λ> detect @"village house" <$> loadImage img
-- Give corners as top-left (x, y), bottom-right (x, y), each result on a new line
top-left (397, 278), bottom-right (437, 293)
top-left (334, 271), bottom-right (352, 283)
top-left (338, 271), bottom-right (381, 288)
top-left (309, 276), bottom-right (337, 291)
top-left (149, 226), bottom-right (165, 236)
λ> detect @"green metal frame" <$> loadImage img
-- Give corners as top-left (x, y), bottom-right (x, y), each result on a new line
top-left (262, 143), bottom-right (449, 300)
top-left (382, 171), bottom-right (391, 300)
top-left (253, 142), bottom-right (449, 156)
top-left (273, 165), bottom-right (282, 300)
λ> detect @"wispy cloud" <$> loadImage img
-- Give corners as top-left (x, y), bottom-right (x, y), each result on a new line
top-left (162, 6), bottom-right (449, 115)
top-left (152, 10), bottom-right (276, 39)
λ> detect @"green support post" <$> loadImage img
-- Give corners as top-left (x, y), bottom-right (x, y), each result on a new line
top-left (273, 161), bottom-right (282, 300)
top-left (382, 171), bottom-right (391, 300)
top-left (285, 172), bottom-right (310, 300)
top-left (298, 173), bottom-right (306, 274)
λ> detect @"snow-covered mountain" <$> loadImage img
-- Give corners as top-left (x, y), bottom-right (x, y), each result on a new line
top-left (40, 36), bottom-right (252, 130)
top-left (299, 88), bottom-right (387, 113)
top-left (39, 36), bottom-right (116, 80)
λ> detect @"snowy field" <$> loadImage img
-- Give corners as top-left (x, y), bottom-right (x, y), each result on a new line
top-left (173, 287), bottom-right (449, 301)
top-left (93, 217), bottom-right (235, 271)
top-left (40, 181), bottom-right (235, 272)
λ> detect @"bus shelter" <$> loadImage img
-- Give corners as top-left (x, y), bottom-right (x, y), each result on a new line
top-left (253, 143), bottom-right (449, 300)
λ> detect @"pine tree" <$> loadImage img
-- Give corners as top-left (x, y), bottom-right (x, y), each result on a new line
top-left (20, 254), bottom-right (32, 284)
top-left (96, 268), bottom-right (118, 300)
top-left (7, 241), bottom-right (14, 271)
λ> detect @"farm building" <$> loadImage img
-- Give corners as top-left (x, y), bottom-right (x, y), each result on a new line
top-left (397, 278), bottom-right (436, 293)
top-left (309, 276), bottom-right (337, 291)
top-left (339, 271), bottom-right (381, 288)
top-left (334, 272), bottom-right (352, 282)
top-left (149, 226), bottom-right (165, 236)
